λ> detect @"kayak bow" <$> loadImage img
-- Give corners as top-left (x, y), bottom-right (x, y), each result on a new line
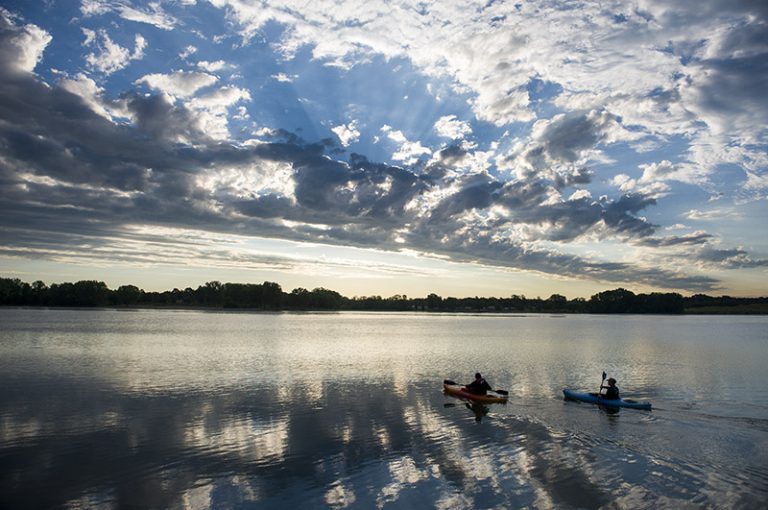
top-left (562, 388), bottom-right (652, 410)
top-left (443, 382), bottom-right (508, 403)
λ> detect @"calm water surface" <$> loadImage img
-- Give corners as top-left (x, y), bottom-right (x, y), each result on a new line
top-left (1, 308), bottom-right (767, 509)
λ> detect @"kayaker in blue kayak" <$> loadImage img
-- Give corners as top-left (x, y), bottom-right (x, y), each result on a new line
top-left (600, 377), bottom-right (620, 400)
top-left (464, 372), bottom-right (493, 395)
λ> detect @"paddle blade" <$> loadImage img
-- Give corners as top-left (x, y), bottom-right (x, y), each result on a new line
top-left (602, 371), bottom-right (607, 381)
top-left (494, 389), bottom-right (509, 396)
top-left (443, 379), bottom-right (457, 385)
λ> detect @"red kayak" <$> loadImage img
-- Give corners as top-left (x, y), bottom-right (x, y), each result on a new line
top-left (443, 381), bottom-right (508, 403)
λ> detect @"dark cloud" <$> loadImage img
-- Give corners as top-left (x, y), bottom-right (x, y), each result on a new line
top-left (690, 54), bottom-right (768, 129)
top-left (428, 173), bottom-right (502, 224)
top-left (697, 247), bottom-right (768, 268)
top-left (638, 232), bottom-right (714, 247)
top-left (436, 144), bottom-right (469, 166)
top-left (124, 92), bottom-right (209, 143)
top-left (602, 194), bottom-right (657, 237)
top-left (528, 110), bottom-right (619, 166)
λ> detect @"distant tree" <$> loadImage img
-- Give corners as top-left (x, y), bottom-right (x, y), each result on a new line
top-left (287, 287), bottom-right (312, 308)
top-left (53, 280), bottom-right (109, 307)
top-left (588, 288), bottom-right (636, 313)
top-left (636, 292), bottom-right (684, 314)
top-left (309, 287), bottom-right (343, 309)
top-left (261, 281), bottom-right (284, 308)
top-left (545, 294), bottom-right (568, 311)
top-left (196, 281), bottom-right (223, 306)
top-left (0, 278), bottom-right (31, 305)
top-left (426, 293), bottom-right (442, 311)
top-left (113, 284), bottom-right (143, 305)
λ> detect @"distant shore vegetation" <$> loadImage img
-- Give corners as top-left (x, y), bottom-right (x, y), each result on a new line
top-left (1, 277), bottom-right (766, 315)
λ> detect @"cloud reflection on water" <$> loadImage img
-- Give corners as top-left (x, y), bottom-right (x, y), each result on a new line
top-left (0, 373), bottom-right (624, 509)
top-left (2, 310), bottom-right (767, 508)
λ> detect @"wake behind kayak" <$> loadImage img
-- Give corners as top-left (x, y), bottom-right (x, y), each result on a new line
top-left (563, 388), bottom-right (652, 410)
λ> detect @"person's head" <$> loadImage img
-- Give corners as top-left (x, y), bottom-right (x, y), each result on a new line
top-left (475, 372), bottom-right (482, 380)
top-left (607, 378), bottom-right (616, 386)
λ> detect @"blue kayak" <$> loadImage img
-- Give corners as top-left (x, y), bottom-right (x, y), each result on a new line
top-left (563, 389), bottom-right (652, 410)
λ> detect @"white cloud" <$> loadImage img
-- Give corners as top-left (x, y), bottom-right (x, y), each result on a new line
top-left (381, 125), bottom-right (431, 165)
top-left (80, 0), bottom-right (177, 30)
top-left (59, 73), bottom-right (110, 118)
top-left (685, 208), bottom-right (741, 221)
top-left (272, 72), bottom-right (295, 83)
top-left (180, 45), bottom-right (197, 59)
top-left (434, 115), bottom-right (472, 140)
top-left (331, 121), bottom-right (360, 147)
top-left (196, 60), bottom-right (230, 72)
top-left (189, 86), bottom-right (252, 140)
top-left (0, 11), bottom-right (52, 74)
top-left (83, 29), bottom-right (146, 75)
top-left (136, 71), bottom-right (218, 98)
top-left (132, 33), bottom-right (146, 59)
top-left (638, 160), bottom-right (678, 183)
top-left (190, 85), bottom-right (250, 108)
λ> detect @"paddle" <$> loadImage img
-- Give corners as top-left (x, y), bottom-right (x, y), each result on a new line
top-left (598, 371), bottom-right (607, 399)
top-left (443, 379), bottom-right (508, 396)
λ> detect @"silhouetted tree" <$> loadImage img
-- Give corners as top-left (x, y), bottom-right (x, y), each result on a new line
top-left (426, 293), bottom-right (442, 311)
top-left (588, 288), bottom-right (636, 313)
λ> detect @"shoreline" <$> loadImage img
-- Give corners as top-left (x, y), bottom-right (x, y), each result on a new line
top-left (2, 305), bottom-right (766, 315)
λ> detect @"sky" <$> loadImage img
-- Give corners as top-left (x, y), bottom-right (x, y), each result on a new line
top-left (0, 0), bottom-right (766, 299)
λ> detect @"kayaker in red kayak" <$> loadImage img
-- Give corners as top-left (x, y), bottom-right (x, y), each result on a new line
top-left (464, 372), bottom-right (493, 395)
top-left (600, 377), bottom-right (620, 400)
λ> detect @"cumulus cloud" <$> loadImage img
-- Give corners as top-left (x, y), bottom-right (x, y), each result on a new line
top-left (434, 115), bottom-right (472, 140)
top-left (381, 125), bottom-right (431, 165)
top-left (83, 29), bottom-right (146, 75)
top-left (196, 60), bottom-right (230, 72)
top-left (136, 71), bottom-right (219, 98)
top-left (332, 121), bottom-right (360, 147)
top-left (59, 73), bottom-right (111, 118)
top-left (0, 10), bottom-right (51, 74)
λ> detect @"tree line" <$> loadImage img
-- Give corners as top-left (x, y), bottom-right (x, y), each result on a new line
top-left (0, 277), bottom-right (766, 314)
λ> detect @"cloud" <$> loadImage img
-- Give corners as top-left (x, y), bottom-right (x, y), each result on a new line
top-left (0, 10), bottom-right (51, 74)
top-left (331, 121), bottom-right (360, 147)
top-left (1, 2), bottom-right (766, 295)
top-left (136, 71), bottom-right (219, 98)
top-left (696, 246), bottom-right (768, 269)
top-left (381, 125), bottom-right (431, 165)
top-left (636, 231), bottom-right (715, 247)
top-left (208, 0), bottom-right (767, 196)
top-left (0, 60), bottom-right (729, 292)
top-left (58, 72), bottom-right (111, 119)
top-left (530, 110), bottom-right (624, 165)
top-left (132, 71), bottom-right (250, 140)
top-left (434, 115), bottom-right (472, 140)
top-left (82, 29), bottom-right (146, 75)
top-left (80, 0), bottom-right (177, 30)
top-left (196, 60), bottom-right (230, 72)
top-left (684, 207), bottom-right (741, 221)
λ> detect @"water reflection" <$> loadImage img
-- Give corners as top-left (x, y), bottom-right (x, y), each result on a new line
top-left (1, 309), bottom-right (767, 509)
top-left (465, 402), bottom-right (489, 422)
top-left (0, 373), bottom-right (622, 508)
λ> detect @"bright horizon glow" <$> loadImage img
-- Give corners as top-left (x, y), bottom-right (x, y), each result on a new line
top-left (0, 1), bottom-right (766, 298)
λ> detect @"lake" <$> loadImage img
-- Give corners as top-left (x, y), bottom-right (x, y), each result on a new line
top-left (1, 308), bottom-right (767, 509)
